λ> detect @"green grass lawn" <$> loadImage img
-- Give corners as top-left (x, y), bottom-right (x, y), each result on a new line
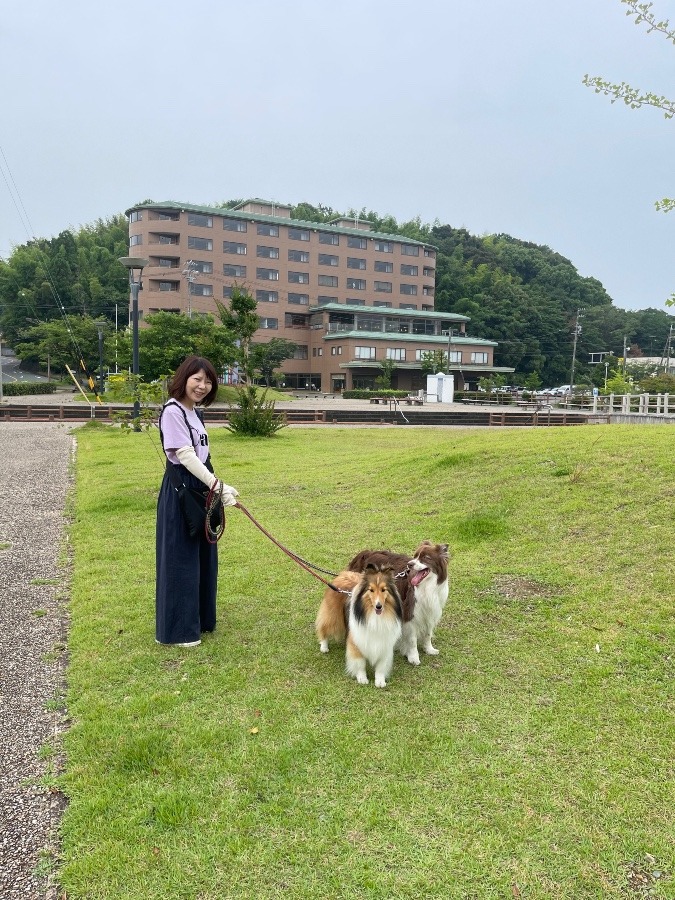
top-left (58, 424), bottom-right (674, 899)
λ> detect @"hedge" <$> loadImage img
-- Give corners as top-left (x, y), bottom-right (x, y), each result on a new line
top-left (2, 381), bottom-right (58, 396)
top-left (342, 389), bottom-right (410, 400)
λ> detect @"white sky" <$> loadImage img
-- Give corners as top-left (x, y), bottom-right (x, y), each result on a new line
top-left (1, 0), bottom-right (673, 311)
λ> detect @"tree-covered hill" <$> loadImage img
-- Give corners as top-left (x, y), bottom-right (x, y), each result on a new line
top-left (0, 203), bottom-right (672, 386)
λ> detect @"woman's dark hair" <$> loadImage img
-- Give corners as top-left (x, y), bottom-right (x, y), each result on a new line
top-left (168, 356), bottom-right (219, 407)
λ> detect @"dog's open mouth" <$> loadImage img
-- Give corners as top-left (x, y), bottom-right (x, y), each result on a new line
top-left (410, 567), bottom-right (429, 587)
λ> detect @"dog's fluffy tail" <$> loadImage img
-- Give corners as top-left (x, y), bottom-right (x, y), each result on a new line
top-left (315, 570), bottom-right (361, 651)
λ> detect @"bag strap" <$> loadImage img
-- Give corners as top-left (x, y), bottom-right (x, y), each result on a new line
top-left (159, 400), bottom-right (214, 485)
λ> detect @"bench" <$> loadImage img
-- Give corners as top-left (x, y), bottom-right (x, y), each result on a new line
top-left (404, 396), bottom-right (424, 406)
top-left (516, 400), bottom-right (551, 411)
top-left (369, 397), bottom-right (389, 404)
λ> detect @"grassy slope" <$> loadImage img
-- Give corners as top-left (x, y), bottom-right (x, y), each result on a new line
top-left (60, 424), bottom-right (674, 899)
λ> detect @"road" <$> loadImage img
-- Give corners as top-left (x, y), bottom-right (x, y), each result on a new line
top-left (0, 349), bottom-right (49, 384)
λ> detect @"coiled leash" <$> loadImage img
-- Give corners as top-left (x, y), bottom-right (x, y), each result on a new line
top-left (233, 501), bottom-right (348, 592)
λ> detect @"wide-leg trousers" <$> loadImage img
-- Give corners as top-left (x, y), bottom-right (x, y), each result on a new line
top-left (155, 465), bottom-right (218, 644)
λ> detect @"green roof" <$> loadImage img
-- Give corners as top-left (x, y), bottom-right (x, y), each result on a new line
top-left (321, 331), bottom-right (497, 347)
top-left (125, 200), bottom-right (437, 248)
top-left (311, 302), bottom-right (468, 321)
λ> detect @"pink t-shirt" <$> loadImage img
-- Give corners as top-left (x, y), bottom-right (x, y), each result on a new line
top-left (160, 401), bottom-right (210, 465)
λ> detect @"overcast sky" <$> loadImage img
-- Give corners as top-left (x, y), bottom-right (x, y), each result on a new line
top-left (1, 0), bottom-right (673, 312)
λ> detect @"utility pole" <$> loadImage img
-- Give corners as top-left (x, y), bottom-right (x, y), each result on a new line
top-left (622, 335), bottom-right (629, 374)
top-left (182, 260), bottom-right (198, 319)
top-left (569, 308), bottom-right (584, 389)
top-left (0, 332), bottom-right (4, 403)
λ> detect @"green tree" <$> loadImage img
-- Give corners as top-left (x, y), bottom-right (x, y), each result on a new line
top-left (420, 350), bottom-right (448, 376)
top-left (376, 358), bottom-right (396, 389)
top-left (249, 338), bottom-right (297, 386)
top-left (215, 286), bottom-right (259, 382)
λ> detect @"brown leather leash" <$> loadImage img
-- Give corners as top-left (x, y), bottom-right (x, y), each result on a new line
top-left (233, 501), bottom-right (347, 593)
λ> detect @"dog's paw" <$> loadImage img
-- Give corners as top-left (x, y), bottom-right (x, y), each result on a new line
top-left (374, 675), bottom-right (387, 688)
top-left (407, 652), bottom-right (421, 666)
top-left (356, 672), bottom-right (369, 685)
top-left (424, 644), bottom-right (439, 656)
top-left (319, 640), bottom-right (329, 653)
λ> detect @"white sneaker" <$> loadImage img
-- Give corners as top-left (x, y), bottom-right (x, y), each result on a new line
top-left (155, 639), bottom-right (202, 648)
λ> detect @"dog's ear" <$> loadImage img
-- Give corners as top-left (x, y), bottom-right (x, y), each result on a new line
top-left (364, 561), bottom-right (378, 574)
top-left (439, 543), bottom-right (450, 557)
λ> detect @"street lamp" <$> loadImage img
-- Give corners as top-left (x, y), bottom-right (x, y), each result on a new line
top-left (118, 256), bottom-right (149, 423)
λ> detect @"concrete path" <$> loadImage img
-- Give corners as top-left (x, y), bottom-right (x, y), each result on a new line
top-left (0, 423), bottom-right (74, 899)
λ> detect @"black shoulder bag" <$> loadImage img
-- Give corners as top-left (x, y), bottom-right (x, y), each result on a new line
top-left (159, 401), bottom-right (224, 541)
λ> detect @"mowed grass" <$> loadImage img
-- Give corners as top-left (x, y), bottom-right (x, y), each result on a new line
top-left (60, 424), bottom-right (674, 899)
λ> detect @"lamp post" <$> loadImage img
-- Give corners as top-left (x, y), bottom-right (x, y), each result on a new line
top-left (118, 256), bottom-right (149, 424)
top-left (0, 332), bottom-right (4, 404)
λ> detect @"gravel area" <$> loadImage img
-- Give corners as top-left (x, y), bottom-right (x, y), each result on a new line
top-left (0, 423), bottom-right (75, 899)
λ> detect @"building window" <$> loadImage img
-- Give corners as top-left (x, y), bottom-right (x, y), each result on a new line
top-left (412, 319), bottom-right (434, 335)
top-left (188, 213), bottom-right (212, 227)
top-left (256, 290), bottom-right (279, 303)
top-left (422, 304), bottom-right (433, 311)
top-left (348, 298), bottom-right (366, 306)
top-left (348, 236), bottom-right (367, 249)
top-left (223, 219), bottom-right (247, 232)
top-left (318, 274), bottom-right (338, 287)
top-left (288, 293), bottom-right (309, 305)
top-left (423, 267), bottom-right (435, 277)
top-left (158, 257), bottom-right (178, 267)
top-left (286, 313), bottom-right (309, 328)
top-left (319, 253), bottom-right (339, 266)
top-left (374, 241), bottom-right (393, 253)
top-left (424, 248), bottom-right (436, 258)
top-left (401, 284), bottom-right (418, 295)
top-left (449, 350), bottom-right (462, 363)
top-left (423, 286), bottom-right (434, 296)
top-left (259, 317), bottom-right (279, 329)
top-left (289, 227), bottom-right (310, 241)
top-left (157, 211), bottom-right (180, 221)
top-left (471, 352), bottom-right (488, 364)
top-left (374, 281), bottom-right (392, 293)
top-left (319, 232), bottom-right (339, 245)
top-left (288, 249), bottom-right (309, 263)
top-left (401, 244), bottom-right (420, 256)
top-left (386, 348), bottom-right (406, 361)
top-left (347, 257), bottom-right (367, 270)
top-left (188, 236), bottom-right (213, 251)
top-left (289, 271), bottom-right (310, 284)
top-left (355, 346), bottom-right (376, 359)
top-left (346, 277), bottom-right (366, 290)
top-left (256, 267), bottom-right (279, 281)
top-left (331, 345), bottom-right (343, 355)
top-left (158, 234), bottom-right (179, 245)
top-left (223, 286), bottom-right (234, 298)
top-left (293, 345), bottom-right (308, 359)
top-left (257, 223), bottom-right (279, 236)
top-left (191, 261), bottom-right (213, 274)
top-left (374, 260), bottom-right (393, 273)
top-left (129, 234), bottom-right (143, 246)
top-left (223, 241), bottom-right (247, 254)
top-left (159, 281), bottom-right (179, 291)
top-left (129, 211), bottom-right (142, 223)
top-left (312, 347), bottom-right (324, 357)
top-left (191, 284), bottom-right (213, 296)
top-left (385, 318), bottom-right (410, 333)
top-left (374, 301), bottom-right (392, 308)
top-left (257, 245), bottom-right (279, 259)
top-left (401, 264), bottom-right (418, 276)
top-left (400, 303), bottom-right (418, 310)
top-left (223, 264), bottom-right (247, 277)
top-left (317, 295), bottom-right (337, 304)
top-left (357, 315), bottom-right (383, 332)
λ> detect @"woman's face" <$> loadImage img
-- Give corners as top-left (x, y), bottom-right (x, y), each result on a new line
top-left (183, 369), bottom-right (212, 408)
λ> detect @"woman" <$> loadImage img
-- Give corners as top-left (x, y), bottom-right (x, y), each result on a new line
top-left (156, 356), bottom-right (239, 646)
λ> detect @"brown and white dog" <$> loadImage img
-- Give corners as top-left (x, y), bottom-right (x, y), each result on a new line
top-left (348, 541), bottom-right (450, 666)
top-left (315, 563), bottom-right (403, 687)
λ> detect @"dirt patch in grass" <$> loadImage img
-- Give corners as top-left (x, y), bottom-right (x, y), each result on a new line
top-left (489, 575), bottom-right (558, 602)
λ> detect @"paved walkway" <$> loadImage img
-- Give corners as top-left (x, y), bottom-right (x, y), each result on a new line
top-left (0, 423), bottom-right (74, 899)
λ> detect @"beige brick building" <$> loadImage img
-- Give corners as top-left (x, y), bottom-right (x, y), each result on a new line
top-left (126, 199), bottom-right (512, 392)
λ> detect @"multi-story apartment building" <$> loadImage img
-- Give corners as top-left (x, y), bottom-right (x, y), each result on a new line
top-left (126, 199), bottom-right (513, 392)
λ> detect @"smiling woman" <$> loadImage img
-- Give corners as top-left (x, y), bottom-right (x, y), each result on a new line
top-left (155, 355), bottom-right (240, 647)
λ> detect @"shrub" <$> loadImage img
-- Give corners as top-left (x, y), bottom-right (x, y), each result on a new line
top-left (226, 386), bottom-right (288, 437)
top-left (2, 382), bottom-right (57, 396)
top-left (342, 389), bottom-right (409, 400)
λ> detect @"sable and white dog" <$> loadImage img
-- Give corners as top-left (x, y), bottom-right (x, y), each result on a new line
top-left (348, 541), bottom-right (450, 666)
top-left (315, 564), bottom-right (403, 687)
